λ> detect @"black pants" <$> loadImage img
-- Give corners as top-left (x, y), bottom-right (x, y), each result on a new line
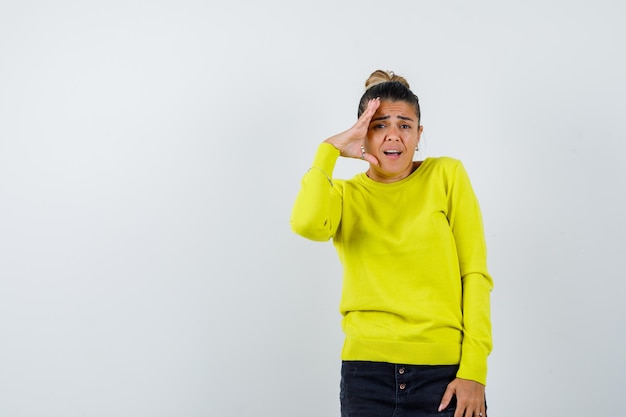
top-left (340, 361), bottom-right (464, 417)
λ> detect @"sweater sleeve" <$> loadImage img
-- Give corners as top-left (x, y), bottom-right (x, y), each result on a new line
top-left (446, 160), bottom-right (493, 385)
top-left (290, 143), bottom-right (343, 241)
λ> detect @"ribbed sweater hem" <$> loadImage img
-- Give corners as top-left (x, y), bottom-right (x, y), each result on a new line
top-left (342, 336), bottom-right (462, 366)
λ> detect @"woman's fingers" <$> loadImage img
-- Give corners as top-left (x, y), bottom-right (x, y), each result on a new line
top-left (344, 98), bottom-right (380, 160)
top-left (439, 378), bottom-right (486, 417)
top-left (355, 98), bottom-right (380, 130)
top-left (323, 97), bottom-right (381, 160)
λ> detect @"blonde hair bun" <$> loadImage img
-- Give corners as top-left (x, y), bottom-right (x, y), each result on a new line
top-left (365, 70), bottom-right (410, 90)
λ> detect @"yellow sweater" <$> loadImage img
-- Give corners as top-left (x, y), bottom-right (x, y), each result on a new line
top-left (291, 143), bottom-right (493, 385)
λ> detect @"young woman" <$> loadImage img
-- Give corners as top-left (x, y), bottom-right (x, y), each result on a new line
top-left (291, 70), bottom-right (493, 417)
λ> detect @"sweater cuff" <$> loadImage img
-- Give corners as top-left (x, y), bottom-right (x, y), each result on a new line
top-left (457, 346), bottom-right (488, 385)
top-left (312, 143), bottom-right (340, 177)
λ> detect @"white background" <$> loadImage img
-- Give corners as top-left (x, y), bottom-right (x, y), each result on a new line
top-left (1, 1), bottom-right (624, 416)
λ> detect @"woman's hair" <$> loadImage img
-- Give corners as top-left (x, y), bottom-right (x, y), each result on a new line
top-left (357, 70), bottom-right (421, 124)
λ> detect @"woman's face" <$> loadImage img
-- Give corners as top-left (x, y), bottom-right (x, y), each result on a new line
top-left (365, 100), bottom-right (423, 183)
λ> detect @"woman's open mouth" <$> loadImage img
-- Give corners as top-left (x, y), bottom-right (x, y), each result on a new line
top-left (383, 150), bottom-right (402, 159)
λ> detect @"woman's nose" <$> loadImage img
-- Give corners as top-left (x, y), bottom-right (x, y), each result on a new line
top-left (386, 126), bottom-right (400, 140)
top-left (385, 132), bottom-right (400, 141)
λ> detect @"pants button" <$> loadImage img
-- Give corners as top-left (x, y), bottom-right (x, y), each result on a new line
top-left (399, 383), bottom-right (406, 390)
top-left (398, 367), bottom-right (405, 375)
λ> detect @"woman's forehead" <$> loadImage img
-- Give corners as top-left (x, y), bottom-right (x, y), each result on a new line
top-left (374, 101), bottom-right (418, 118)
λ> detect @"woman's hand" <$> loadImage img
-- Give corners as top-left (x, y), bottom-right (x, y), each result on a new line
top-left (324, 98), bottom-right (380, 165)
top-left (438, 378), bottom-right (486, 417)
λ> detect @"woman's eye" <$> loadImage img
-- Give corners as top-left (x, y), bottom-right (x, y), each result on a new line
top-left (401, 124), bottom-right (411, 129)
